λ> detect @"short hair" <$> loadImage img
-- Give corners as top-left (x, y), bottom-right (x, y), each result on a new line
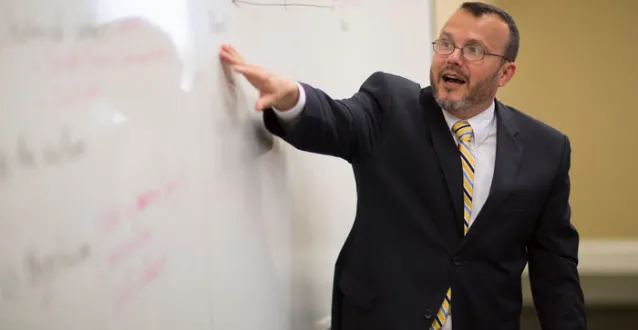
top-left (460, 2), bottom-right (520, 62)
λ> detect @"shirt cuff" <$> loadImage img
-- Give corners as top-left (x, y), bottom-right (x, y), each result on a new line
top-left (272, 82), bottom-right (306, 122)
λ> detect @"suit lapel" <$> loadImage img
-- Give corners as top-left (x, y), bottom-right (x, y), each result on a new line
top-left (456, 101), bottom-right (523, 252)
top-left (420, 89), bottom-right (465, 236)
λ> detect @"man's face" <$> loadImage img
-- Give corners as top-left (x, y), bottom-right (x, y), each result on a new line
top-left (430, 9), bottom-right (516, 118)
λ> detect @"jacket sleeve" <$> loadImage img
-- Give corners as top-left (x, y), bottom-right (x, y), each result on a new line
top-left (527, 135), bottom-right (587, 330)
top-left (262, 71), bottom-right (393, 163)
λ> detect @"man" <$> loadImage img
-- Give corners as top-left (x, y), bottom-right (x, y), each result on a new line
top-left (219, 2), bottom-right (586, 329)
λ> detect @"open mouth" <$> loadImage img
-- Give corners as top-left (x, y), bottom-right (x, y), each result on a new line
top-left (441, 73), bottom-right (467, 86)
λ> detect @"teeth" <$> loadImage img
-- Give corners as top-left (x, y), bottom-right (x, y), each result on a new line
top-left (443, 74), bottom-right (465, 84)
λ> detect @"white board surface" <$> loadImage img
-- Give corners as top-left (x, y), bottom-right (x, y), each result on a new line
top-left (0, 0), bottom-right (433, 329)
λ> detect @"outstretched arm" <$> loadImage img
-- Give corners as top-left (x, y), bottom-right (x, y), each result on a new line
top-left (263, 72), bottom-right (392, 162)
top-left (220, 44), bottom-right (393, 163)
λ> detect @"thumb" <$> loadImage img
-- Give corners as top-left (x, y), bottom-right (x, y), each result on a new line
top-left (255, 94), bottom-right (278, 111)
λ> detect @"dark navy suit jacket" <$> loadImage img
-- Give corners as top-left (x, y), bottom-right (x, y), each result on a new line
top-left (263, 72), bottom-right (586, 330)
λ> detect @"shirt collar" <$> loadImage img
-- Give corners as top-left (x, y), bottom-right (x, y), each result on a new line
top-left (441, 100), bottom-right (496, 146)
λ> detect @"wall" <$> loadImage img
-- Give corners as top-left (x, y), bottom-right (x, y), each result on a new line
top-left (433, 0), bottom-right (464, 33)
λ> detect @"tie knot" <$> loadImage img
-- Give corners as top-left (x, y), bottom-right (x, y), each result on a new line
top-left (452, 120), bottom-right (473, 142)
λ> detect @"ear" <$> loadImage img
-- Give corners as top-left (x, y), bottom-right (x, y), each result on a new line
top-left (498, 62), bottom-right (517, 87)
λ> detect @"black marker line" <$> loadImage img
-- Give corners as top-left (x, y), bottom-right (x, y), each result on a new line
top-left (232, 0), bottom-right (333, 9)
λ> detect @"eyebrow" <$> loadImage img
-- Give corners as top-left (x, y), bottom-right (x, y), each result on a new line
top-left (440, 31), bottom-right (489, 49)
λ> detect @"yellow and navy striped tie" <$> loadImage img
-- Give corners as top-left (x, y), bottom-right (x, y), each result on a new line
top-left (431, 120), bottom-right (474, 330)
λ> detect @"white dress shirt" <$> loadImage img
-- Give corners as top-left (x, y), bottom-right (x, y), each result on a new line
top-left (273, 83), bottom-right (498, 330)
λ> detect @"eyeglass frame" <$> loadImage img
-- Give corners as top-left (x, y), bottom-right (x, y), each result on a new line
top-left (431, 39), bottom-right (511, 62)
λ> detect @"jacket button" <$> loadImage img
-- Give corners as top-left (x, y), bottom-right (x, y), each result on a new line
top-left (424, 309), bottom-right (433, 319)
top-left (453, 256), bottom-right (462, 266)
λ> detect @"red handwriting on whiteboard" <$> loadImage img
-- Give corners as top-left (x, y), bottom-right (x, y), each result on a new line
top-left (140, 256), bottom-right (165, 283)
top-left (47, 49), bottom-right (170, 73)
top-left (54, 83), bottom-right (102, 107)
top-left (98, 180), bottom-right (182, 233)
top-left (113, 256), bottom-right (166, 309)
top-left (97, 179), bottom-right (181, 311)
top-left (107, 229), bottom-right (152, 266)
top-left (114, 18), bottom-right (146, 34)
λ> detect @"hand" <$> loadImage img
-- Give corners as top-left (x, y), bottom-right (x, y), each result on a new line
top-left (219, 44), bottom-right (300, 112)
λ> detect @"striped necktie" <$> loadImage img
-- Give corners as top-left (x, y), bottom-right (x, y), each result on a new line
top-left (431, 120), bottom-right (474, 330)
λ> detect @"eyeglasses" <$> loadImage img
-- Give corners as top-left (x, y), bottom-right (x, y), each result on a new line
top-left (432, 39), bottom-right (509, 62)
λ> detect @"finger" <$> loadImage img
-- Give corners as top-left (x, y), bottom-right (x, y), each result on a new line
top-left (219, 49), bottom-right (241, 65)
top-left (233, 64), bottom-right (273, 92)
top-left (255, 94), bottom-right (277, 111)
top-left (220, 44), bottom-right (245, 65)
top-left (233, 64), bottom-right (266, 81)
top-left (227, 45), bottom-right (244, 60)
top-left (219, 48), bottom-right (231, 62)
top-left (221, 44), bottom-right (235, 54)
top-left (219, 50), bottom-right (242, 66)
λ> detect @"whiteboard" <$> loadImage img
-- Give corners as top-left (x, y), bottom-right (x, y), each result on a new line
top-left (0, 0), bottom-right (433, 329)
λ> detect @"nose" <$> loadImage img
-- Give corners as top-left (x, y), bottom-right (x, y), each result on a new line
top-left (446, 47), bottom-right (464, 66)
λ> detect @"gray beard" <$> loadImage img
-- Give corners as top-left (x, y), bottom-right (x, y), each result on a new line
top-left (436, 96), bottom-right (473, 117)
top-left (430, 67), bottom-right (500, 117)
